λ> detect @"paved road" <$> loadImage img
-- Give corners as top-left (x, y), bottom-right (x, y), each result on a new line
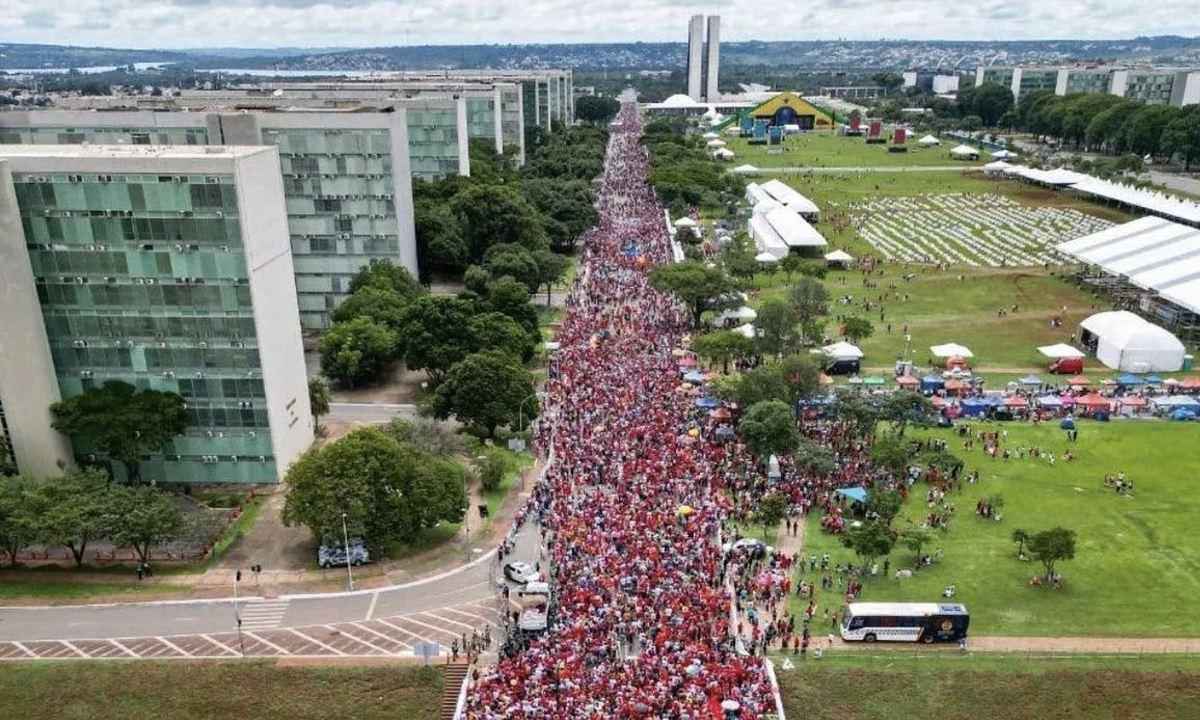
top-left (327, 402), bottom-right (420, 424)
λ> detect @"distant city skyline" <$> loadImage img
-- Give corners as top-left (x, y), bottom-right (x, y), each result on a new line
top-left (4, 1), bottom-right (1200, 50)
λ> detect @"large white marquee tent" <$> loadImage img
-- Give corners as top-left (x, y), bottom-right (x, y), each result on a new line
top-left (1079, 310), bottom-right (1186, 372)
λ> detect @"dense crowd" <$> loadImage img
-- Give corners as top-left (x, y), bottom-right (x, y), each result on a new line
top-left (466, 105), bottom-right (773, 718)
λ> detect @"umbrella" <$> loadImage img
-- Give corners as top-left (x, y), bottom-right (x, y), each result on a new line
top-left (710, 407), bottom-right (732, 420)
top-left (695, 397), bottom-right (720, 408)
top-left (930, 343), bottom-right (974, 358)
top-left (683, 371), bottom-right (705, 384)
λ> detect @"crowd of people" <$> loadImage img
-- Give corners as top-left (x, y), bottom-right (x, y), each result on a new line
top-left (465, 105), bottom-right (775, 719)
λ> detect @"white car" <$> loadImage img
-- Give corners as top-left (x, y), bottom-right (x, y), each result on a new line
top-left (503, 561), bottom-right (540, 584)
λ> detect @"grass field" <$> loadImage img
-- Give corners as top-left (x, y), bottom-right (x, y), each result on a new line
top-left (791, 422), bottom-right (1200, 637)
top-left (776, 654), bottom-right (1200, 720)
top-left (0, 662), bottom-right (443, 720)
top-left (726, 132), bottom-right (984, 168)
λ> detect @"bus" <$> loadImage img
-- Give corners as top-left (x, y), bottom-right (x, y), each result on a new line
top-left (840, 602), bottom-right (969, 643)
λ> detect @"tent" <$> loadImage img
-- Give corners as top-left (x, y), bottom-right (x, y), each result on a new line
top-left (683, 370), bottom-right (706, 384)
top-left (1038, 343), bottom-right (1085, 359)
top-left (824, 249), bottom-right (855, 267)
top-left (755, 251), bottom-right (779, 263)
top-left (990, 149), bottom-right (1018, 159)
top-left (1076, 393), bottom-right (1113, 409)
top-left (836, 487), bottom-right (869, 504)
top-left (706, 139), bottom-right (727, 148)
top-left (732, 164), bottom-right (760, 174)
top-left (1116, 373), bottom-right (1145, 386)
top-left (960, 397), bottom-right (990, 417)
top-left (1019, 374), bottom-right (1043, 386)
top-left (1004, 394), bottom-right (1029, 407)
top-left (920, 375), bottom-right (945, 393)
top-left (674, 216), bottom-right (698, 228)
top-left (1066, 375), bottom-right (1090, 386)
top-left (712, 306), bottom-right (758, 325)
top-left (1080, 311), bottom-right (1185, 372)
top-left (950, 144), bottom-right (980, 160)
top-left (702, 131), bottom-right (720, 139)
top-left (712, 148), bottom-right (735, 160)
top-left (917, 135), bottom-right (941, 146)
top-left (822, 341), bottom-right (864, 361)
top-left (896, 375), bottom-right (919, 387)
top-left (930, 343), bottom-right (974, 358)
top-left (734, 323), bottom-right (757, 339)
top-left (1037, 395), bottom-right (1064, 407)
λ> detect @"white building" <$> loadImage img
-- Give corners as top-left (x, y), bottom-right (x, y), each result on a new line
top-left (686, 14), bottom-right (721, 102)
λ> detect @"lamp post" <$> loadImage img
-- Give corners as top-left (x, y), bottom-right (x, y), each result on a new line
top-left (518, 392), bottom-right (543, 434)
top-left (340, 511), bottom-right (354, 592)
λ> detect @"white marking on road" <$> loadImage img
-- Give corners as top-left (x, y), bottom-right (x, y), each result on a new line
top-left (109, 639), bottom-right (138, 658)
top-left (288, 628), bottom-right (345, 656)
top-left (442, 607), bottom-right (494, 625)
top-left (366, 592), bottom-right (379, 621)
top-left (349, 622), bottom-right (412, 650)
top-left (173, 617), bottom-right (198, 623)
top-left (239, 600), bottom-right (289, 630)
top-left (375, 618), bottom-right (434, 645)
top-left (157, 636), bottom-right (190, 657)
top-left (323, 625), bottom-right (393, 655)
top-left (404, 616), bottom-right (464, 638)
top-left (201, 634), bottom-right (240, 656)
top-left (420, 611), bottom-right (474, 631)
top-left (10, 642), bottom-right (34, 657)
top-left (243, 631), bottom-right (291, 655)
top-left (59, 640), bottom-right (88, 658)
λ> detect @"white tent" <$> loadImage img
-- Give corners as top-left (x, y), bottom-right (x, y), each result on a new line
top-left (755, 252), bottom-right (780, 263)
top-left (712, 148), bottom-right (735, 160)
top-left (824, 249), bottom-right (854, 264)
top-left (950, 145), bottom-right (980, 160)
top-left (930, 343), bottom-right (974, 358)
top-left (917, 135), bottom-right (941, 146)
top-left (1079, 311), bottom-right (1185, 372)
top-left (1037, 343), bottom-right (1085, 359)
top-left (734, 323), bottom-right (757, 339)
top-left (990, 149), bottom-right (1018, 159)
top-left (732, 164), bottom-right (760, 174)
top-left (983, 160), bottom-right (1012, 175)
top-left (712, 306), bottom-right (758, 325)
top-left (823, 341), bottom-right (864, 360)
top-left (674, 216), bottom-right (698, 228)
top-left (702, 131), bottom-right (720, 139)
top-left (706, 139), bottom-right (727, 148)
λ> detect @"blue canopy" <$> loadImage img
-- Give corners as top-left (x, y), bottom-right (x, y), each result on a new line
top-left (683, 371), bottom-right (705, 383)
top-left (695, 397), bottom-right (720, 408)
top-left (1116, 373), bottom-right (1145, 386)
top-left (921, 375), bottom-right (945, 385)
top-left (1171, 408), bottom-right (1199, 421)
top-left (1020, 374), bottom-right (1043, 385)
top-left (836, 487), bottom-right (869, 504)
top-left (960, 397), bottom-right (989, 416)
top-left (1144, 374), bottom-right (1164, 384)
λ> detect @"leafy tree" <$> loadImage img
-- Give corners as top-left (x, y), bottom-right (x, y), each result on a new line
top-left (0, 438), bottom-right (15, 477)
top-left (754, 492), bottom-right (789, 540)
top-left (1011, 528), bottom-right (1029, 558)
top-left (450, 184), bottom-right (549, 262)
top-left (725, 365), bottom-right (790, 408)
top-left (836, 395), bottom-right (880, 438)
top-left (394, 296), bottom-right (477, 384)
top-left (840, 520), bottom-right (896, 571)
top-left (521, 178), bottom-right (597, 251)
top-left (920, 449), bottom-right (964, 476)
top-left (486, 276), bottom-right (540, 335)
top-left (415, 200), bottom-right (469, 274)
top-left (36, 469), bottom-right (111, 568)
top-left (532, 249), bottom-right (569, 307)
top-left (331, 286), bottom-right (410, 328)
top-left (50, 381), bottom-right (188, 485)
top-left (870, 435), bottom-right (909, 478)
top-left (463, 264), bottom-right (492, 295)
top-left (900, 526), bottom-right (935, 565)
top-left (1161, 109), bottom-right (1200, 169)
top-left (842, 317), bottom-right (875, 344)
top-left (792, 438), bottom-right (836, 476)
top-left (283, 427), bottom-right (466, 545)
top-left (971, 82), bottom-right (1015, 126)
top-left (798, 261), bottom-right (828, 280)
top-left (348, 259), bottom-right (424, 301)
top-left (473, 451), bottom-right (508, 493)
top-left (484, 243), bottom-right (542, 293)
top-left (866, 489), bottom-right (903, 525)
top-left (384, 417), bottom-right (464, 458)
top-left (319, 317), bottom-right (398, 388)
top-left (755, 298), bottom-right (800, 358)
top-left (739, 400), bottom-right (799, 460)
top-left (789, 277), bottom-right (830, 336)
top-left (1028, 527), bottom-right (1077, 581)
top-left (778, 253), bottom-right (807, 281)
top-left (880, 391), bottom-right (935, 437)
top-left (432, 351), bottom-right (538, 438)
top-left (721, 232), bottom-right (760, 280)
top-left (1123, 104), bottom-right (1179, 157)
top-left (308, 378), bottom-right (331, 422)
top-left (470, 311), bottom-right (536, 362)
top-left (649, 261), bottom-right (736, 329)
top-left (961, 115), bottom-right (983, 132)
top-left (575, 95), bottom-right (621, 125)
top-left (0, 476), bottom-right (40, 567)
top-left (779, 354), bottom-right (821, 407)
top-left (872, 72), bottom-right (905, 94)
top-left (106, 485), bottom-right (184, 562)
top-left (693, 330), bottom-right (754, 374)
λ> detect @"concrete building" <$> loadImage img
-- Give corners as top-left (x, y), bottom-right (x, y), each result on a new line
top-left (0, 145), bottom-right (313, 484)
top-left (975, 65), bottom-right (1200, 107)
top-left (705, 16), bottom-right (721, 103)
top-left (686, 15), bottom-right (720, 102)
top-left (687, 15), bottom-right (705, 102)
top-left (0, 109), bottom-right (418, 330)
top-left (903, 71), bottom-right (961, 95)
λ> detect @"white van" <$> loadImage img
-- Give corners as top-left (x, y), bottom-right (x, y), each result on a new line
top-left (514, 581), bottom-right (550, 632)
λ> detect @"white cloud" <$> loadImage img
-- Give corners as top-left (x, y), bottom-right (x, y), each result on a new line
top-left (5, 0), bottom-right (1199, 48)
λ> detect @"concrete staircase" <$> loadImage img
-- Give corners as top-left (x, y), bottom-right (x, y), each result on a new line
top-left (440, 662), bottom-right (470, 720)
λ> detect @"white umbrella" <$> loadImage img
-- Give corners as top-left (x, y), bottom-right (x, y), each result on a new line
top-left (930, 343), bottom-right (974, 358)
top-left (674, 216), bottom-right (697, 228)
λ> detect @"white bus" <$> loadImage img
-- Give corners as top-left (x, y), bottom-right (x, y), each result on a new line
top-left (841, 602), bottom-right (969, 643)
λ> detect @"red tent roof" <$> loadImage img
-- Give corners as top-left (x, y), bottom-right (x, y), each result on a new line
top-left (1120, 395), bottom-right (1147, 406)
top-left (896, 375), bottom-right (918, 385)
top-left (1066, 375), bottom-right (1090, 386)
top-left (1004, 395), bottom-right (1028, 407)
top-left (1076, 393), bottom-right (1112, 407)
top-left (1181, 377), bottom-right (1200, 389)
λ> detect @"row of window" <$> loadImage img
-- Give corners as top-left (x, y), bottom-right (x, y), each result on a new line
top-left (29, 249), bottom-right (247, 280)
top-left (22, 216), bottom-right (244, 246)
top-left (13, 179), bottom-right (238, 215)
top-left (49, 345), bottom-right (262, 371)
top-left (36, 283), bottom-right (253, 311)
top-left (43, 313), bottom-right (258, 341)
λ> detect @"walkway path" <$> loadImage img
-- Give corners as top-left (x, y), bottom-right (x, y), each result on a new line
top-left (733, 165), bottom-right (985, 175)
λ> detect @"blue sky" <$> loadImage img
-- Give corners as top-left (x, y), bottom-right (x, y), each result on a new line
top-left (4, 0), bottom-right (1199, 49)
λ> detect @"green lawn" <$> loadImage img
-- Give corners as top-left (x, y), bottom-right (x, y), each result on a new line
top-left (726, 132), bottom-right (984, 168)
top-left (0, 662), bottom-right (443, 720)
top-left (776, 654), bottom-right (1200, 720)
top-left (794, 422), bottom-right (1200, 637)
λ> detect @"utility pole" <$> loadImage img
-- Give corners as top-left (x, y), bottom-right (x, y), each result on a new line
top-left (341, 512), bottom-right (354, 592)
top-left (233, 568), bottom-right (245, 657)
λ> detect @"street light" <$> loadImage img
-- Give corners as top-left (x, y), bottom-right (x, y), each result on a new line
top-left (341, 511), bottom-right (354, 592)
top-left (518, 391), bottom-right (545, 435)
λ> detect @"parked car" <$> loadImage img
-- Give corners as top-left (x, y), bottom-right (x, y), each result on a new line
top-left (503, 561), bottom-right (540, 584)
top-left (1048, 357), bottom-right (1084, 375)
top-left (318, 540), bottom-right (370, 569)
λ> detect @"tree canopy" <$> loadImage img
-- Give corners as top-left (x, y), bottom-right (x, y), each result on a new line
top-left (394, 296), bottom-right (478, 384)
top-left (432, 351), bottom-right (538, 437)
top-left (318, 317), bottom-right (398, 388)
top-left (649, 261), bottom-right (736, 328)
top-left (739, 400), bottom-right (799, 460)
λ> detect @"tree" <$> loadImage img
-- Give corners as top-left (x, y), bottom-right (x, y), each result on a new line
top-left (725, 365), bottom-right (790, 408)
top-left (532, 249), bottom-right (569, 307)
top-left (415, 200), bottom-right (469, 273)
top-left (432, 351), bottom-right (537, 438)
top-left (318, 317), bottom-right (398, 388)
top-left (880, 391), bottom-right (935, 437)
top-left (754, 492), bottom-right (789, 540)
top-left (840, 520), bottom-right (896, 571)
top-left (755, 298), bottom-right (800, 358)
top-left (779, 354), bottom-right (821, 407)
top-left (483, 243), bottom-right (542, 293)
top-left (1161, 110), bottom-right (1200, 169)
top-left (789, 277), bottom-right (830, 339)
top-left (283, 427), bottom-right (466, 545)
top-left (469, 311), bottom-right (536, 362)
top-left (792, 438), bottom-right (836, 476)
top-left (870, 435), bottom-right (909, 478)
top-left (693, 330), bottom-right (754, 374)
top-left (348, 259), bottom-right (424, 301)
top-left (836, 395), bottom-right (880, 438)
top-left (575, 95), bottom-right (621, 125)
top-left (106, 485), bottom-right (184, 562)
top-left (486, 276), bottom-right (540, 335)
top-left (738, 400), bottom-right (799, 460)
top-left (872, 72), bottom-right (905, 94)
top-left (779, 253), bottom-right (807, 281)
top-left (0, 476), bottom-right (40, 567)
top-left (961, 115), bottom-right (983, 132)
top-left (50, 381), bottom-right (188, 485)
top-left (330, 286), bottom-right (410, 329)
top-left (385, 417), bottom-right (464, 457)
top-left (1011, 528), bottom-right (1029, 559)
top-left (971, 82), bottom-right (1015, 126)
top-left (1123, 104), bottom-right (1179, 157)
top-left (450, 184), bottom-right (549, 262)
top-left (308, 378), bottom-right (331, 425)
top-left (722, 232), bottom-right (760, 280)
top-left (522, 178), bottom-right (597, 251)
top-left (900, 526), bottom-right (935, 566)
top-left (394, 296), bottom-right (477, 384)
top-left (866, 489), bottom-right (903, 525)
top-left (36, 469), bottom-right (111, 568)
top-left (1027, 527), bottom-right (1077, 582)
top-left (463, 264), bottom-right (492, 296)
top-left (649, 261), bottom-right (736, 329)
top-left (841, 317), bottom-right (875, 344)
top-left (473, 451), bottom-right (508, 493)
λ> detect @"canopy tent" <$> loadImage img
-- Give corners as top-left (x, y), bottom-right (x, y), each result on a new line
top-left (824, 249), bottom-right (855, 266)
top-left (758, 179), bottom-right (821, 219)
top-left (1004, 394), bottom-right (1029, 407)
top-left (731, 164), bottom-right (760, 174)
top-left (734, 323), bottom-right (757, 339)
top-left (1152, 395), bottom-right (1200, 408)
top-left (920, 375), bottom-right (945, 393)
top-left (1120, 395), bottom-right (1148, 407)
top-left (1038, 343), bottom-right (1086, 359)
top-left (990, 149), bottom-right (1018, 159)
top-left (711, 306), bottom-right (758, 325)
top-left (896, 375), bottom-right (919, 386)
top-left (1019, 374), bottom-right (1043, 386)
top-left (1080, 311), bottom-right (1185, 372)
top-left (1037, 394), bottom-right (1064, 407)
top-left (1076, 393), bottom-right (1113, 408)
top-left (917, 135), bottom-right (941, 146)
top-left (960, 397), bottom-right (990, 417)
top-left (673, 216), bottom-right (698, 228)
top-left (712, 148), bottom-right (736, 160)
top-left (930, 343), bottom-right (974, 358)
top-left (983, 160), bottom-right (1012, 175)
top-left (950, 145), bottom-right (980, 160)
top-left (835, 487), bottom-right (869, 504)
top-left (755, 251), bottom-right (779, 263)
top-left (822, 341), bottom-right (864, 361)
top-left (1116, 372), bottom-right (1146, 386)
top-left (1066, 375), bottom-right (1091, 386)
top-left (706, 139), bottom-right (727, 148)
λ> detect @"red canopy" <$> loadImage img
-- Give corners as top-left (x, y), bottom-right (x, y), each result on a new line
top-left (710, 408), bottom-right (732, 420)
top-left (1066, 375), bottom-right (1090, 386)
top-left (1004, 395), bottom-right (1028, 407)
top-left (896, 375), bottom-right (919, 386)
top-left (1181, 377), bottom-right (1200, 390)
top-left (1076, 393), bottom-right (1112, 408)
top-left (1120, 395), bottom-right (1147, 406)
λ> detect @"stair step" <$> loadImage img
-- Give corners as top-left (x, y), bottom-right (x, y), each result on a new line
top-left (440, 663), bottom-right (471, 720)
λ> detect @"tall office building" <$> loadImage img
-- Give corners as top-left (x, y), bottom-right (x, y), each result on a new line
top-left (976, 65), bottom-right (1200, 107)
top-left (0, 110), bottom-right (417, 329)
top-left (0, 145), bottom-right (313, 484)
top-left (686, 15), bottom-right (721, 102)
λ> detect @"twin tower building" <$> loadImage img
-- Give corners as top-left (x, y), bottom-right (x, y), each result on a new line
top-left (687, 14), bottom-right (721, 102)
top-left (0, 72), bottom-right (574, 486)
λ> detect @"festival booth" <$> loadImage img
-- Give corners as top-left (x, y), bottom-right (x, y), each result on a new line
top-left (896, 374), bottom-right (919, 390)
top-left (1036, 394), bottom-right (1064, 418)
top-left (1075, 392), bottom-right (1114, 418)
top-left (822, 341), bottom-right (864, 375)
top-left (1066, 375), bottom-right (1090, 388)
top-left (1118, 394), bottom-right (1150, 416)
top-left (824, 249), bottom-right (855, 269)
top-left (1019, 374), bottom-right (1043, 390)
top-left (959, 397), bottom-right (990, 417)
top-left (950, 145), bottom-right (980, 161)
top-left (1079, 311), bottom-right (1186, 372)
top-left (944, 378), bottom-right (969, 396)
top-left (920, 375), bottom-right (945, 394)
top-left (917, 135), bottom-right (941, 147)
top-left (1039, 343), bottom-right (1086, 374)
top-left (835, 487), bottom-right (869, 510)
top-left (930, 343), bottom-right (974, 370)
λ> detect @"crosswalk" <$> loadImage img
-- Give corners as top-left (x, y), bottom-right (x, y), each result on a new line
top-left (237, 600), bottom-right (289, 631)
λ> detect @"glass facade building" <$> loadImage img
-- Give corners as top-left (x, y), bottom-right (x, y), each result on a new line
top-left (403, 100), bottom-right (468, 180)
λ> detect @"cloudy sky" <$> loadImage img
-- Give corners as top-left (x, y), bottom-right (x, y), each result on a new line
top-left (5, 0), bottom-right (1200, 49)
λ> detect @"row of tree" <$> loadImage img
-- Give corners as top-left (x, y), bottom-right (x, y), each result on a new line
top-left (0, 469), bottom-right (184, 568)
top-left (642, 118), bottom-right (741, 217)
